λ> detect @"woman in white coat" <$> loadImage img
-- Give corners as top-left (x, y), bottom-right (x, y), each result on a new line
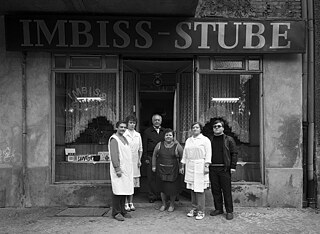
top-left (109, 120), bottom-right (134, 221)
top-left (180, 122), bottom-right (212, 220)
top-left (123, 115), bottom-right (143, 211)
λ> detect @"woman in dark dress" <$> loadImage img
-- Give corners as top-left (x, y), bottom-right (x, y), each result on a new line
top-left (152, 128), bottom-right (183, 212)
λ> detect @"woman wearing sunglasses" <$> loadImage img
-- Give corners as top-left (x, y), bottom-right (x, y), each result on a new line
top-left (180, 122), bottom-right (212, 220)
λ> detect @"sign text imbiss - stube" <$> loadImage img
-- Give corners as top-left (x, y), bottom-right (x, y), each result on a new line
top-left (5, 16), bottom-right (305, 53)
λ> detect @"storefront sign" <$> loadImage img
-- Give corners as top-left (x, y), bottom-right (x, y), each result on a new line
top-left (5, 16), bottom-right (305, 53)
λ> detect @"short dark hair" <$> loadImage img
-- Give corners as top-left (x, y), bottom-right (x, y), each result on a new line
top-left (213, 119), bottom-right (224, 127)
top-left (125, 115), bottom-right (137, 124)
top-left (191, 122), bottom-right (203, 132)
top-left (164, 128), bottom-right (175, 137)
top-left (116, 120), bottom-right (127, 128)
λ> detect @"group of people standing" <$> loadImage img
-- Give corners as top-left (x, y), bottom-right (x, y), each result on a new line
top-left (109, 114), bottom-right (238, 222)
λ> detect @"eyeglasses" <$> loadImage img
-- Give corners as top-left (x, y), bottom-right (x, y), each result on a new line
top-left (213, 125), bottom-right (223, 129)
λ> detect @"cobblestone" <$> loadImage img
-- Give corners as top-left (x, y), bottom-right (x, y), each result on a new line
top-left (0, 205), bottom-right (319, 234)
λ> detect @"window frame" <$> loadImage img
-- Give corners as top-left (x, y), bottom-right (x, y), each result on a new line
top-left (195, 56), bottom-right (264, 185)
top-left (51, 54), bottom-right (120, 184)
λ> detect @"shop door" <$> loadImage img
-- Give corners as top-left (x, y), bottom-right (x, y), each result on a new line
top-left (123, 59), bottom-right (192, 197)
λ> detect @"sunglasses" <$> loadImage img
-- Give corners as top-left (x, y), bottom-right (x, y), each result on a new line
top-left (213, 125), bottom-right (223, 129)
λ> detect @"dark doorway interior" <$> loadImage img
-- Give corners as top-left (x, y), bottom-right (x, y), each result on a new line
top-left (138, 73), bottom-right (176, 195)
top-left (139, 91), bottom-right (174, 133)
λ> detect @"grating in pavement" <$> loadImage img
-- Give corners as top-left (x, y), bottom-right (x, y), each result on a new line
top-left (55, 207), bottom-right (110, 217)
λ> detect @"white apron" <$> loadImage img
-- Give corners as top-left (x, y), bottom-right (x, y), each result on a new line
top-left (185, 159), bottom-right (208, 192)
top-left (109, 134), bottom-right (134, 195)
top-left (123, 130), bottom-right (142, 178)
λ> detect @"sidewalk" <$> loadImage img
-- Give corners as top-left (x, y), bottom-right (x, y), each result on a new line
top-left (0, 202), bottom-right (319, 234)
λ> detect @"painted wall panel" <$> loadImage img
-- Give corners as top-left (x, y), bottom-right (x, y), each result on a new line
top-left (266, 168), bottom-right (302, 207)
top-left (25, 52), bottom-right (51, 168)
top-left (0, 16), bottom-right (24, 207)
top-left (264, 54), bottom-right (303, 169)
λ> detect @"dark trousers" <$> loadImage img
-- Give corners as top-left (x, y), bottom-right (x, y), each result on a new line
top-left (209, 166), bottom-right (233, 213)
top-left (146, 155), bottom-right (158, 199)
top-left (111, 194), bottom-right (127, 217)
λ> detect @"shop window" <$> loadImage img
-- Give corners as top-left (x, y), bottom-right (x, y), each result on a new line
top-left (199, 73), bottom-right (261, 183)
top-left (54, 73), bottom-right (117, 182)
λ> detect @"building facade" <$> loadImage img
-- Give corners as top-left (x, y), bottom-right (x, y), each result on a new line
top-left (0, 0), bottom-right (316, 208)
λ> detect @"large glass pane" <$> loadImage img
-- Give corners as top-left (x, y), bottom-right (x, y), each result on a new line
top-left (55, 73), bottom-right (117, 182)
top-left (199, 74), bottom-right (261, 182)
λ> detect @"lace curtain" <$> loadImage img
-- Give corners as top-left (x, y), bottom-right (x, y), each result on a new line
top-left (179, 72), bottom-right (193, 143)
top-left (199, 74), bottom-right (251, 143)
top-left (123, 71), bottom-right (136, 118)
top-left (64, 73), bottom-right (117, 143)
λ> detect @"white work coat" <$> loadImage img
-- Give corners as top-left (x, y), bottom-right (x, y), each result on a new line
top-left (181, 134), bottom-right (212, 192)
top-left (109, 134), bottom-right (134, 195)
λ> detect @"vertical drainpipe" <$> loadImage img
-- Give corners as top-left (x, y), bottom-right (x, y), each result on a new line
top-left (302, 0), bottom-right (309, 208)
top-left (307, 0), bottom-right (316, 209)
top-left (303, 0), bottom-right (316, 208)
top-left (22, 52), bottom-right (27, 207)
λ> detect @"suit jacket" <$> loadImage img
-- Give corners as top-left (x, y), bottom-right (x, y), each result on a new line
top-left (142, 126), bottom-right (165, 160)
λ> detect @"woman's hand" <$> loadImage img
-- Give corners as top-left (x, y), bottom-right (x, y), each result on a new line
top-left (116, 170), bottom-right (122, 177)
top-left (138, 160), bottom-right (142, 168)
top-left (204, 164), bottom-right (210, 174)
top-left (179, 168), bottom-right (184, 174)
top-left (152, 166), bottom-right (156, 172)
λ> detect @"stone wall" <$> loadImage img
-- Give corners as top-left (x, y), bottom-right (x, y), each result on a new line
top-left (196, 0), bottom-right (302, 18)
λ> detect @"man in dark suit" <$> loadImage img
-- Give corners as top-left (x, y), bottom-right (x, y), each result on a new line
top-left (142, 114), bottom-right (165, 203)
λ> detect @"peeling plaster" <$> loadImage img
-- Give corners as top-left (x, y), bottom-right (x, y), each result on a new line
top-left (246, 192), bottom-right (259, 202)
top-left (277, 115), bottom-right (302, 168)
top-left (232, 186), bottom-right (244, 193)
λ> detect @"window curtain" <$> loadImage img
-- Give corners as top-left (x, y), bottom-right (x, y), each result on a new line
top-left (123, 71), bottom-right (136, 118)
top-left (64, 73), bottom-right (117, 143)
top-left (199, 74), bottom-right (251, 143)
top-left (179, 72), bottom-right (193, 143)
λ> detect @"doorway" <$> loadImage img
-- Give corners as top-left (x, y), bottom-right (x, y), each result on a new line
top-left (123, 58), bottom-right (192, 200)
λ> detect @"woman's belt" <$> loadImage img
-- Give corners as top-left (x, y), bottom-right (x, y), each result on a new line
top-left (210, 164), bottom-right (225, 166)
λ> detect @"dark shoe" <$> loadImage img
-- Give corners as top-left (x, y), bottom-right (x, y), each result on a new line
top-left (114, 213), bottom-right (124, 221)
top-left (226, 213), bottom-right (234, 220)
top-left (210, 210), bottom-right (223, 216)
top-left (123, 213), bottom-right (132, 218)
top-left (149, 198), bottom-right (155, 203)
